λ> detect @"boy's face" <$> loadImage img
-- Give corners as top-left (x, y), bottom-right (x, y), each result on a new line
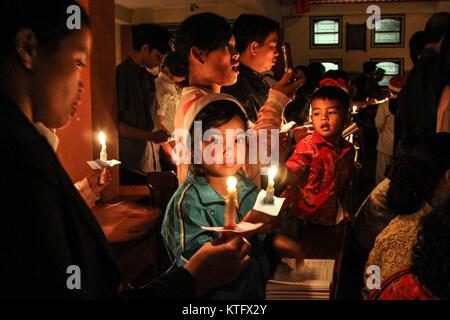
top-left (201, 115), bottom-right (246, 178)
top-left (201, 36), bottom-right (240, 88)
top-left (311, 98), bottom-right (346, 141)
top-left (252, 31), bottom-right (279, 73)
top-left (143, 47), bottom-right (166, 69)
top-left (32, 28), bottom-right (91, 129)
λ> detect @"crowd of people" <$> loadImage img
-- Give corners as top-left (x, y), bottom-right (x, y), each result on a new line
top-left (0, 0), bottom-right (449, 300)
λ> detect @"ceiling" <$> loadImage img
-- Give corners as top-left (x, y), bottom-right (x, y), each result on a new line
top-left (116, 0), bottom-right (449, 9)
top-left (115, 0), bottom-right (233, 9)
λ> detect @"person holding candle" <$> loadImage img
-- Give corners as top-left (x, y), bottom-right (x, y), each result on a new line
top-left (0, 0), bottom-right (255, 299)
top-left (281, 85), bottom-right (356, 227)
top-left (173, 12), bottom-right (304, 186)
top-left (162, 94), bottom-right (303, 299)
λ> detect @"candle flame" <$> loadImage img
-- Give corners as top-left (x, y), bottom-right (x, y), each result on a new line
top-left (227, 176), bottom-right (237, 190)
top-left (268, 166), bottom-right (278, 181)
top-left (98, 132), bottom-right (106, 146)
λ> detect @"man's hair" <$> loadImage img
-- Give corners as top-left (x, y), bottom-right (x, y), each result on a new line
top-left (0, 0), bottom-right (90, 57)
top-left (409, 31), bottom-right (426, 65)
top-left (163, 54), bottom-right (186, 78)
top-left (412, 197), bottom-right (450, 299)
top-left (424, 12), bottom-right (450, 44)
top-left (132, 24), bottom-right (172, 54)
top-left (387, 133), bottom-right (450, 215)
top-left (175, 13), bottom-right (232, 69)
top-left (232, 14), bottom-right (279, 54)
top-left (311, 85), bottom-right (350, 113)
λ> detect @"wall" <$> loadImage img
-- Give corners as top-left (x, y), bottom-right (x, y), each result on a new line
top-left (282, 1), bottom-right (450, 73)
top-left (57, 0), bottom-right (119, 201)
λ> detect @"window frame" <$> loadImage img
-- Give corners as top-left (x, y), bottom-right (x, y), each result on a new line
top-left (310, 16), bottom-right (343, 49)
top-left (371, 14), bottom-right (405, 48)
top-left (370, 58), bottom-right (404, 87)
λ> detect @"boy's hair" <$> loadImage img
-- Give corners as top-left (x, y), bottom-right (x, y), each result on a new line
top-left (163, 54), bottom-right (186, 78)
top-left (311, 86), bottom-right (350, 113)
top-left (132, 23), bottom-right (172, 54)
top-left (175, 13), bottom-right (232, 69)
top-left (412, 197), bottom-right (450, 299)
top-left (0, 0), bottom-right (90, 57)
top-left (232, 14), bottom-right (279, 54)
top-left (189, 100), bottom-right (248, 177)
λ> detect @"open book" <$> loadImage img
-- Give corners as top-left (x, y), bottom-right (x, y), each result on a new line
top-left (267, 258), bottom-right (335, 300)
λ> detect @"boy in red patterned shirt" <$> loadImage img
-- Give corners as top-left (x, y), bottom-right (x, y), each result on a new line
top-left (283, 85), bottom-right (355, 226)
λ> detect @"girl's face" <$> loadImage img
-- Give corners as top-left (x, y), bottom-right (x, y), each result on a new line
top-left (201, 36), bottom-right (240, 88)
top-left (201, 114), bottom-right (246, 178)
top-left (31, 28), bottom-right (92, 129)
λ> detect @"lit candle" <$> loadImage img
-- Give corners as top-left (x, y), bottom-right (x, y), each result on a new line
top-left (352, 105), bottom-right (358, 114)
top-left (265, 166), bottom-right (277, 204)
top-left (225, 176), bottom-right (237, 229)
top-left (349, 133), bottom-right (354, 144)
top-left (98, 132), bottom-right (107, 162)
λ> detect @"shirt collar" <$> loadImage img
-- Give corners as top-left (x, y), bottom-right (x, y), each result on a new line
top-left (311, 131), bottom-right (353, 154)
top-left (188, 171), bottom-right (256, 205)
top-left (239, 63), bottom-right (265, 82)
top-left (34, 122), bottom-right (59, 152)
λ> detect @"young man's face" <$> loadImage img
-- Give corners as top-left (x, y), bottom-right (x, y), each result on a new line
top-left (253, 31), bottom-right (279, 73)
top-left (201, 36), bottom-right (240, 88)
top-left (311, 98), bottom-right (346, 142)
top-left (143, 47), bottom-right (166, 69)
top-left (32, 28), bottom-right (92, 129)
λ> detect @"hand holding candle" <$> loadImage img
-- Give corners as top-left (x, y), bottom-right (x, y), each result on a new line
top-left (265, 166), bottom-right (277, 204)
top-left (225, 176), bottom-right (237, 229)
top-left (99, 131), bottom-right (107, 162)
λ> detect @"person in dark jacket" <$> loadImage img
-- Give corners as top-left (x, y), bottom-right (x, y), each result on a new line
top-left (397, 12), bottom-right (450, 154)
top-left (0, 0), bottom-right (250, 299)
top-left (222, 14), bottom-right (281, 123)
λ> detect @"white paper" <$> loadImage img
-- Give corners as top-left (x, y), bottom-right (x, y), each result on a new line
top-left (281, 121), bottom-right (297, 133)
top-left (201, 221), bottom-right (263, 233)
top-left (87, 159), bottom-right (121, 170)
top-left (252, 190), bottom-right (286, 217)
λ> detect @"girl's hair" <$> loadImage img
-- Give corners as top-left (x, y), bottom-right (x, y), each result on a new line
top-left (0, 0), bottom-right (91, 57)
top-left (387, 133), bottom-right (450, 215)
top-left (175, 13), bottom-right (232, 70)
top-left (189, 100), bottom-right (248, 177)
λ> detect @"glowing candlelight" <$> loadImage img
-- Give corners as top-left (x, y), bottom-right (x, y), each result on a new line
top-left (352, 105), bottom-right (358, 114)
top-left (98, 132), bottom-right (107, 162)
top-left (225, 176), bottom-right (237, 228)
top-left (265, 166), bottom-right (277, 204)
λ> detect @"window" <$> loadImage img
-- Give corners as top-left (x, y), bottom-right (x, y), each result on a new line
top-left (372, 15), bottom-right (404, 47)
top-left (371, 59), bottom-right (403, 87)
top-left (311, 17), bottom-right (342, 48)
top-left (310, 59), bottom-right (342, 72)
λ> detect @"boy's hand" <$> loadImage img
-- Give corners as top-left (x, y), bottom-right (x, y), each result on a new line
top-left (273, 234), bottom-right (304, 267)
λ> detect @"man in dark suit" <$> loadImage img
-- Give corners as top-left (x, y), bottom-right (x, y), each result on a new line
top-left (0, 0), bottom-right (250, 299)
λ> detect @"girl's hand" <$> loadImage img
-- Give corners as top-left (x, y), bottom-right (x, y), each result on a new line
top-left (273, 234), bottom-right (305, 267)
top-left (88, 169), bottom-right (112, 195)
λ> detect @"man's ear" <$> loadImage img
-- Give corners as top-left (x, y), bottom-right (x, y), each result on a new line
top-left (190, 47), bottom-right (205, 64)
top-left (249, 41), bottom-right (259, 56)
top-left (15, 29), bottom-right (38, 70)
